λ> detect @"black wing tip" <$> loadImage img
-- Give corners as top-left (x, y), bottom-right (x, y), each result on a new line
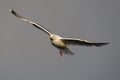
top-left (9, 9), bottom-right (22, 18)
top-left (9, 9), bottom-right (16, 15)
top-left (94, 42), bottom-right (110, 47)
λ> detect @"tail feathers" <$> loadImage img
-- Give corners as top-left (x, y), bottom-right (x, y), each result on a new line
top-left (60, 48), bottom-right (74, 55)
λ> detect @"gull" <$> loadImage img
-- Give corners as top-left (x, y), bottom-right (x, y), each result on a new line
top-left (10, 9), bottom-right (110, 57)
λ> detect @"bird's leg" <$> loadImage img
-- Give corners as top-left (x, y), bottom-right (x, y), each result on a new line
top-left (59, 50), bottom-right (63, 58)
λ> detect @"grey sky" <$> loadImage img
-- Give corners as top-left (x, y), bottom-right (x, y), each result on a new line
top-left (0, 0), bottom-right (120, 80)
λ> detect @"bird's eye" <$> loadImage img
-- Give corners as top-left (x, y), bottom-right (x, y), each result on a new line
top-left (50, 37), bottom-right (53, 40)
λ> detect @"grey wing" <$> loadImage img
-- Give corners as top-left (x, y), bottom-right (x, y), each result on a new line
top-left (10, 9), bottom-right (52, 35)
top-left (61, 38), bottom-right (110, 47)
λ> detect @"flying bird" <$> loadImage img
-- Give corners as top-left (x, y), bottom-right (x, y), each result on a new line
top-left (10, 9), bottom-right (110, 57)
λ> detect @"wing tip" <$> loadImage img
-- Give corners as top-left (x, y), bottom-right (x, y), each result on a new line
top-left (9, 9), bottom-right (22, 18)
top-left (9, 9), bottom-right (15, 15)
top-left (9, 9), bottom-right (13, 12)
top-left (94, 42), bottom-right (110, 47)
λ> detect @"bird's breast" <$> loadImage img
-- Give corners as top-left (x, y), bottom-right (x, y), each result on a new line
top-left (52, 39), bottom-right (66, 48)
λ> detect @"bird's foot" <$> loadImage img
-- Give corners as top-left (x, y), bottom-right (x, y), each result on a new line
top-left (59, 50), bottom-right (63, 58)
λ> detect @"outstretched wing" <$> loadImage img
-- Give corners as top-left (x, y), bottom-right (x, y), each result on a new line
top-left (61, 38), bottom-right (110, 47)
top-left (10, 9), bottom-right (52, 35)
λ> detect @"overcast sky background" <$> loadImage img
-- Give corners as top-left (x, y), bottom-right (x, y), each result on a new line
top-left (0, 0), bottom-right (120, 80)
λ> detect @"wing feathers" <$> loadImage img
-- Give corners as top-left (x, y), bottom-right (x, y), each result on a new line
top-left (61, 38), bottom-right (109, 47)
top-left (10, 9), bottom-right (52, 35)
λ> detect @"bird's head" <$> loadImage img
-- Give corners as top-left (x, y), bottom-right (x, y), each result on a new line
top-left (49, 34), bottom-right (56, 40)
top-left (49, 34), bottom-right (61, 40)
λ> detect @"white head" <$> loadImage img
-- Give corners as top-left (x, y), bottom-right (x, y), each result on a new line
top-left (49, 34), bottom-right (61, 40)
